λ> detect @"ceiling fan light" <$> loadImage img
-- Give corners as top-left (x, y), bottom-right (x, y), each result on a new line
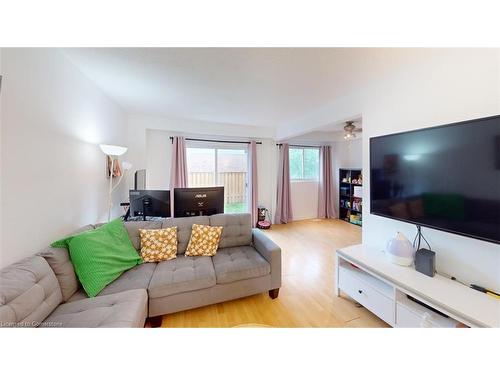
top-left (343, 121), bottom-right (359, 141)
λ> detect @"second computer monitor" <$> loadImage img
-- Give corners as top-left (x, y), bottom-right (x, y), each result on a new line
top-left (129, 190), bottom-right (170, 220)
top-left (174, 187), bottom-right (224, 217)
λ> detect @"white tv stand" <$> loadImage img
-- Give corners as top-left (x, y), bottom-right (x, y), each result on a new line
top-left (335, 244), bottom-right (499, 328)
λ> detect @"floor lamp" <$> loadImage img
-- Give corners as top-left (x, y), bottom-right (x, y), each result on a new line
top-left (99, 144), bottom-right (128, 222)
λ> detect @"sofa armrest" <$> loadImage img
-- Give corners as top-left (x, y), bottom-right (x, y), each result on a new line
top-left (252, 228), bottom-right (282, 290)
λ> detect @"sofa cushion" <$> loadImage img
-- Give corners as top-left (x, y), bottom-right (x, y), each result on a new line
top-left (38, 224), bottom-right (95, 302)
top-left (66, 261), bottom-right (158, 302)
top-left (209, 213), bottom-right (252, 249)
top-left (98, 262), bottom-right (157, 296)
top-left (42, 289), bottom-right (147, 328)
top-left (0, 256), bottom-right (62, 327)
top-left (148, 256), bottom-right (216, 298)
top-left (38, 247), bottom-right (78, 303)
top-left (124, 221), bottom-right (162, 250)
top-left (65, 289), bottom-right (89, 302)
top-left (212, 246), bottom-right (270, 284)
top-left (161, 216), bottom-right (210, 254)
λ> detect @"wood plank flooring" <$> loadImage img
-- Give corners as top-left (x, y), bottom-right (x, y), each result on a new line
top-left (152, 219), bottom-right (389, 328)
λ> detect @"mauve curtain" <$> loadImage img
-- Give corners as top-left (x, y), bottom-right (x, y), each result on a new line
top-left (249, 141), bottom-right (258, 227)
top-left (275, 143), bottom-right (293, 224)
top-left (170, 136), bottom-right (188, 191)
top-left (318, 145), bottom-right (336, 218)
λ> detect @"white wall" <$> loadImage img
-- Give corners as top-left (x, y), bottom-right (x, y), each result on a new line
top-left (333, 137), bottom-right (362, 169)
top-left (0, 49), bottom-right (127, 267)
top-left (278, 49), bottom-right (500, 290)
top-left (146, 129), bottom-right (171, 190)
top-left (290, 181), bottom-right (318, 220)
top-left (127, 115), bottom-right (278, 221)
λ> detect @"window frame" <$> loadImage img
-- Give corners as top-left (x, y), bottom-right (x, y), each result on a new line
top-left (185, 140), bottom-right (250, 213)
top-left (289, 146), bottom-right (320, 182)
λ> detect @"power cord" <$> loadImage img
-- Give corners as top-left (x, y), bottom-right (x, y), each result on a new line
top-left (412, 225), bottom-right (431, 251)
top-left (437, 270), bottom-right (469, 287)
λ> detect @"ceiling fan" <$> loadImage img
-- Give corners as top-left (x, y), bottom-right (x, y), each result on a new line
top-left (343, 121), bottom-right (362, 140)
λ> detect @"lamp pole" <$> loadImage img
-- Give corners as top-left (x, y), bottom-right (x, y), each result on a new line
top-left (107, 156), bottom-right (115, 222)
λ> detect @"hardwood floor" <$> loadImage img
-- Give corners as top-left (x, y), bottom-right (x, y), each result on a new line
top-left (153, 219), bottom-right (389, 328)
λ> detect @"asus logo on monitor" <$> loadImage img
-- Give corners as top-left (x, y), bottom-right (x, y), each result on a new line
top-left (195, 194), bottom-right (207, 198)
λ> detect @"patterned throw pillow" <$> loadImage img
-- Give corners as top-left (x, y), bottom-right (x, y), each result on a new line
top-left (185, 224), bottom-right (223, 257)
top-left (139, 227), bottom-right (178, 262)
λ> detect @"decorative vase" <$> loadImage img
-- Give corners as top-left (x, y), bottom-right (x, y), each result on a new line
top-left (386, 232), bottom-right (415, 266)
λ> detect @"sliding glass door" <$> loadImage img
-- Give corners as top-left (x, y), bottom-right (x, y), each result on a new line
top-left (186, 143), bottom-right (249, 213)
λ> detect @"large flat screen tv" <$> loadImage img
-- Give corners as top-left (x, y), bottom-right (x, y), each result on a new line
top-left (370, 115), bottom-right (500, 244)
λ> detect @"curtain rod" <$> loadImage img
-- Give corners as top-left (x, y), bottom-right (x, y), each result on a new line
top-left (170, 136), bottom-right (262, 145)
top-left (276, 143), bottom-right (322, 148)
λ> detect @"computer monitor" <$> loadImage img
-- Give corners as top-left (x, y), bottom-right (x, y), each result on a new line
top-left (174, 187), bottom-right (224, 217)
top-left (128, 190), bottom-right (170, 220)
top-left (134, 169), bottom-right (146, 190)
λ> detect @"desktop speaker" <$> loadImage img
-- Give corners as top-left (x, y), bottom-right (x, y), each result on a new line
top-left (415, 248), bottom-right (436, 277)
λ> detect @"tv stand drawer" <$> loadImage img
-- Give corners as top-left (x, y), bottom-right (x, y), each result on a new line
top-left (338, 264), bottom-right (395, 325)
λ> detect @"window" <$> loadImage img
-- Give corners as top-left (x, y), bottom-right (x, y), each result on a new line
top-left (186, 144), bottom-right (249, 213)
top-left (289, 147), bottom-right (319, 180)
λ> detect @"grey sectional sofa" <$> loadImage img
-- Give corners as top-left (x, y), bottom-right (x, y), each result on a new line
top-left (0, 213), bottom-right (281, 328)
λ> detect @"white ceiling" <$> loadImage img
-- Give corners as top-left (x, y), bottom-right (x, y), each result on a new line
top-left (62, 48), bottom-right (431, 128)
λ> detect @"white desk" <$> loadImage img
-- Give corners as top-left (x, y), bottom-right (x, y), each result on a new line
top-left (335, 244), bottom-right (500, 328)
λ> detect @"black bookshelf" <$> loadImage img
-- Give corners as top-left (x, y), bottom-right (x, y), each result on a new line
top-left (339, 168), bottom-right (363, 226)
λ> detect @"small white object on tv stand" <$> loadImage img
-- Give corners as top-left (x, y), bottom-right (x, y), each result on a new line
top-left (335, 244), bottom-right (500, 328)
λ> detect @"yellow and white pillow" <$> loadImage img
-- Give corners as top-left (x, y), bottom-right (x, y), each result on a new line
top-left (185, 224), bottom-right (223, 257)
top-left (139, 227), bottom-right (178, 262)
